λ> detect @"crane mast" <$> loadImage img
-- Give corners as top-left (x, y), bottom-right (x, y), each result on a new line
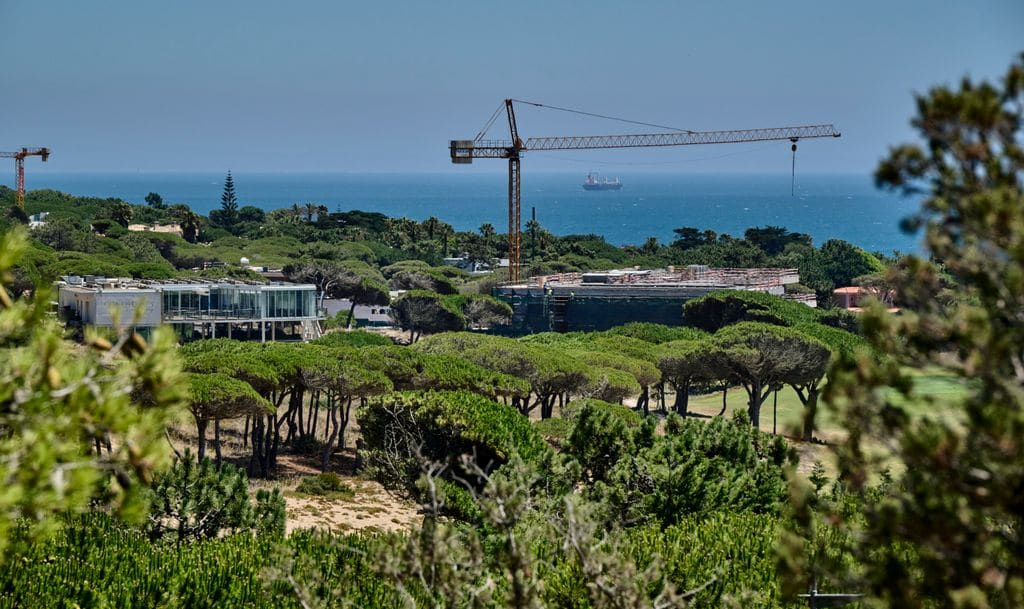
top-left (1, 147), bottom-right (50, 209)
top-left (450, 99), bottom-right (841, 283)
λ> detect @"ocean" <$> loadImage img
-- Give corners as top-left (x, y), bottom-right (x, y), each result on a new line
top-left (20, 172), bottom-right (922, 254)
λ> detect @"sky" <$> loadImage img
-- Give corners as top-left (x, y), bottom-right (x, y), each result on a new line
top-left (1, 1), bottom-right (1021, 175)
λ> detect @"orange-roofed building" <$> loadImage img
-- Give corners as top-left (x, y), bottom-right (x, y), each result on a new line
top-left (833, 286), bottom-right (899, 313)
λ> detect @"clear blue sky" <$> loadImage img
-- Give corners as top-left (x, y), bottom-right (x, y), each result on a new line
top-left (2, 1), bottom-right (1021, 174)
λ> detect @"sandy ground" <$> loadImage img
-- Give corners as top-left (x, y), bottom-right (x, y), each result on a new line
top-left (271, 452), bottom-right (422, 535)
top-left (171, 414), bottom-right (422, 536)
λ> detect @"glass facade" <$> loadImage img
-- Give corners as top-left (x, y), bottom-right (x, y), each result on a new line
top-left (158, 284), bottom-right (316, 321)
top-left (265, 288), bottom-right (314, 318)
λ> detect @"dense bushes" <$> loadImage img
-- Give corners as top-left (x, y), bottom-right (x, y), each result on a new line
top-left (0, 514), bottom-right (392, 608)
top-left (591, 414), bottom-right (794, 527)
top-left (359, 390), bottom-right (550, 496)
top-left (682, 289), bottom-right (823, 331)
top-left (146, 456), bottom-right (285, 542)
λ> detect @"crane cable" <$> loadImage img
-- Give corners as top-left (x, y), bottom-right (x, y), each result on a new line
top-left (530, 141), bottom-right (779, 166)
top-left (474, 102), bottom-right (508, 142)
top-left (510, 99), bottom-right (695, 134)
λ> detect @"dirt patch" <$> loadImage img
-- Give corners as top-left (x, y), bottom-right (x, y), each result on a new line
top-left (284, 478), bottom-right (420, 534)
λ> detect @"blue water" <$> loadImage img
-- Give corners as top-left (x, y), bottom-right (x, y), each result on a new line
top-left (21, 172), bottom-right (922, 253)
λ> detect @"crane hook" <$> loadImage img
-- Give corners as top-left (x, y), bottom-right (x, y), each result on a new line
top-left (790, 139), bottom-right (798, 196)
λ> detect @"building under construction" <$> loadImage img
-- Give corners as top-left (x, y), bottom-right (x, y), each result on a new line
top-left (493, 265), bottom-right (812, 334)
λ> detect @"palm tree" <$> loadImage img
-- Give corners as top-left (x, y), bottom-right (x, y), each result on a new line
top-left (423, 216), bottom-right (441, 241)
top-left (170, 205), bottom-right (202, 243)
top-left (303, 203), bottom-right (318, 223)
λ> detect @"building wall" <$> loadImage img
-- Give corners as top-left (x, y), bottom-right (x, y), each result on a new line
top-left (64, 290), bottom-right (162, 327)
top-left (324, 298), bottom-right (393, 326)
top-left (498, 292), bottom-right (694, 335)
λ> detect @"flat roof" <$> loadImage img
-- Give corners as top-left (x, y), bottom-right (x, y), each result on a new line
top-left (500, 266), bottom-right (800, 291)
top-left (58, 276), bottom-right (316, 292)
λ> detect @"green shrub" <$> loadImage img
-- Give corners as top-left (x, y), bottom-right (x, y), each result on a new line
top-left (603, 322), bottom-right (708, 344)
top-left (682, 289), bottom-right (822, 331)
top-left (313, 330), bottom-right (393, 348)
top-left (146, 454), bottom-right (285, 542)
top-left (1, 513), bottom-right (393, 608)
top-left (566, 399), bottom-right (654, 484)
top-left (593, 414), bottom-right (793, 527)
top-left (359, 390), bottom-right (550, 508)
top-left (294, 472), bottom-right (356, 500)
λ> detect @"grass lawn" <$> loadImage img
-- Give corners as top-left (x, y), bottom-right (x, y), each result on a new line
top-left (676, 366), bottom-right (971, 476)
top-left (682, 366), bottom-right (969, 439)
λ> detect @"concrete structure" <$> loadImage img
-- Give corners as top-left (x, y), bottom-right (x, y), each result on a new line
top-left (57, 275), bottom-right (323, 342)
top-left (323, 293), bottom-right (400, 327)
top-left (127, 223), bottom-right (184, 237)
top-left (494, 265), bottom-right (809, 334)
top-left (28, 211), bottom-right (49, 228)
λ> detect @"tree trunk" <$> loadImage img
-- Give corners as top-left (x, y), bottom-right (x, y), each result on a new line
top-left (196, 418), bottom-right (208, 462)
top-left (639, 386), bottom-right (650, 415)
top-left (718, 386), bottom-right (728, 416)
top-left (214, 420), bottom-right (222, 467)
top-left (336, 396), bottom-right (353, 452)
top-left (322, 394), bottom-right (340, 471)
top-left (672, 380), bottom-right (690, 416)
top-left (795, 384), bottom-right (820, 442)
top-left (347, 301), bottom-right (357, 329)
top-left (772, 389), bottom-right (778, 435)
top-left (310, 391), bottom-right (320, 439)
top-left (746, 383), bottom-right (770, 428)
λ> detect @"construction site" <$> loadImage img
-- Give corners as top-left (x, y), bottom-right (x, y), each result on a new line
top-left (494, 265), bottom-right (811, 334)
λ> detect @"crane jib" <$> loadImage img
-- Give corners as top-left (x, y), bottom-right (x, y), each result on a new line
top-left (450, 125), bottom-right (840, 161)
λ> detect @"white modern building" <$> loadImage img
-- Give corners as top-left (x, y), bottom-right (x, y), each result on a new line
top-left (57, 276), bottom-right (324, 342)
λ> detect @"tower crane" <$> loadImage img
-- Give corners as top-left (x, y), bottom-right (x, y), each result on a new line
top-left (1, 147), bottom-right (50, 209)
top-left (450, 99), bottom-right (841, 283)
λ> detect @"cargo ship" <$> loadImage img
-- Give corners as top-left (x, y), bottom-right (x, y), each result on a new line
top-left (582, 173), bottom-right (622, 191)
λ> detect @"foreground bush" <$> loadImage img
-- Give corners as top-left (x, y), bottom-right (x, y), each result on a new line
top-left (147, 455), bottom-right (285, 542)
top-left (0, 514), bottom-right (392, 608)
top-left (358, 390), bottom-right (550, 499)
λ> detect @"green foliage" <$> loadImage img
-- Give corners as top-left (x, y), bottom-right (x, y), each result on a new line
top-left (146, 455), bottom-right (285, 542)
top-left (683, 289), bottom-right (822, 331)
top-left (744, 226), bottom-right (812, 255)
top-left (388, 268), bottom-right (458, 294)
top-left (657, 338), bottom-right (721, 414)
top-left (359, 390), bottom-right (550, 499)
top-left (582, 364), bottom-right (642, 403)
top-left (294, 472), bottom-right (356, 500)
top-left (711, 322), bottom-right (831, 427)
top-left (443, 293), bottom-right (513, 329)
top-left (189, 372), bottom-right (274, 419)
top-left (603, 321), bottom-right (708, 344)
top-left (2, 513), bottom-right (392, 608)
top-left (819, 238), bottom-right (884, 288)
top-left (786, 53), bottom-right (1024, 608)
top-left (389, 290), bottom-right (466, 340)
top-left (312, 329), bottom-right (393, 348)
top-left (594, 415), bottom-right (793, 527)
top-left (565, 399), bottom-right (650, 483)
top-left (0, 227), bottom-right (185, 558)
top-left (572, 348), bottom-right (661, 389)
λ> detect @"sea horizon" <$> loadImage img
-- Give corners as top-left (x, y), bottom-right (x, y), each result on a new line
top-left (12, 171), bottom-right (923, 254)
